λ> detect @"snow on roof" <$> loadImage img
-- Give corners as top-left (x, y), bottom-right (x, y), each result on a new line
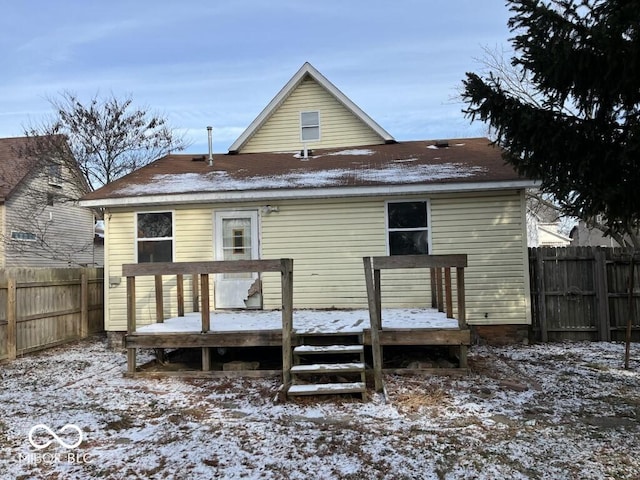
top-left (81, 138), bottom-right (534, 206)
top-left (113, 162), bottom-right (486, 196)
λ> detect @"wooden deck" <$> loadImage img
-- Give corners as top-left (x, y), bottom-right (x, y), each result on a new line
top-left (122, 255), bottom-right (470, 395)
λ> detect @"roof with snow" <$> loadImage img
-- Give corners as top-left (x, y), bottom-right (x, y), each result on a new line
top-left (81, 138), bottom-right (534, 207)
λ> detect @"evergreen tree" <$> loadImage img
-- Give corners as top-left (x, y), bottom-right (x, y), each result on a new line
top-left (462, 0), bottom-right (640, 245)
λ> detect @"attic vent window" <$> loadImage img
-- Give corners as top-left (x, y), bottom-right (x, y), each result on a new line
top-left (48, 163), bottom-right (63, 187)
top-left (300, 111), bottom-right (320, 142)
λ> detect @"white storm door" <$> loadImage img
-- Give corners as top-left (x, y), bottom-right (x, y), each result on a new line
top-left (214, 211), bottom-right (259, 309)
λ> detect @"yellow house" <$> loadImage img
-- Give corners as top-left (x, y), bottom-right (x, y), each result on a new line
top-left (81, 63), bottom-right (535, 341)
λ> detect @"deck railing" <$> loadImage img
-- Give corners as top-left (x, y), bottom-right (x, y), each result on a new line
top-left (363, 254), bottom-right (468, 391)
top-left (122, 259), bottom-right (294, 380)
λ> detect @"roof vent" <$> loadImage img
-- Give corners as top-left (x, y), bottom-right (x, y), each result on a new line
top-left (434, 140), bottom-right (449, 148)
top-left (192, 155), bottom-right (206, 162)
top-left (207, 126), bottom-right (213, 167)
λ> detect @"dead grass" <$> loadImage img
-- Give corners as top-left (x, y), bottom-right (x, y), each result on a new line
top-left (392, 387), bottom-right (450, 413)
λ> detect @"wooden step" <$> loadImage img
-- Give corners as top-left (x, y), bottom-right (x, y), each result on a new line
top-left (293, 344), bottom-right (364, 355)
top-left (287, 382), bottom-right (365, 396)
top-left (291, 362), bottom-right (365, 374)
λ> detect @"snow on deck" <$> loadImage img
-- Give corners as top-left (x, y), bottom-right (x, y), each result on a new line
top-left (135, 308), bottom-right (458, 334)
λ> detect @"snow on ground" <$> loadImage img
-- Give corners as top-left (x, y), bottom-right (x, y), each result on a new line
top-left (1, 337), bottom-right (639, 479)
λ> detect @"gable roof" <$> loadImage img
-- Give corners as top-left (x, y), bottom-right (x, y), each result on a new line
top-left (228, 62), bottom-right (395, 153)
top-left (80, 138), bottom-right (536, 208)
top-left (0, 136), bottom-right (43, 202)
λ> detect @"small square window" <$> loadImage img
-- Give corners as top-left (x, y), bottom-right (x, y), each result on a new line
top-left (301, 111), bottom-right (320, 142)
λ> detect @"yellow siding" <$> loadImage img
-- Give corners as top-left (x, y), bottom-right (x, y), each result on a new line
top-left (241, 77), bottom-right (384, 153)
top-left (431, 191), bottom-right (531, 325)
top-left (105, 210), bottom-right (135, 331)
top-left (104, 192), bottom-right (531, 330)
top-left (261, 198), bottom-right (387, 308)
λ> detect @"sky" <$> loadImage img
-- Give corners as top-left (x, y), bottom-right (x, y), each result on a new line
top-left (0, 1), bottom-right (513, 154)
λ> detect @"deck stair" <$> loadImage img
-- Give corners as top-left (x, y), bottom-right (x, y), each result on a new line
top-left (287, 333), bottom-right (367, 400)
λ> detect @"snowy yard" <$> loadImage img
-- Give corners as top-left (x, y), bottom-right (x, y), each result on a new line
top-left (1, 336), bottom-right (639, 479)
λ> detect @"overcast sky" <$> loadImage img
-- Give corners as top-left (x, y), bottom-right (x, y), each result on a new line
top-left (0, 1), bottom-right (513, 153)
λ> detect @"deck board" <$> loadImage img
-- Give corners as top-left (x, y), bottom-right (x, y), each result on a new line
top-left (125, 309), bottom-right (470, 349)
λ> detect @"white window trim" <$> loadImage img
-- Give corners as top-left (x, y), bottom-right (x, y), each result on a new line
top-left (300, 110), bottom-right (320, 142)
top-left (384, 199), bottom-right (432, 255)
top-left (11, 231), bottom-right (37, 241)
top-left (135, 210), bottom-right (175, 263)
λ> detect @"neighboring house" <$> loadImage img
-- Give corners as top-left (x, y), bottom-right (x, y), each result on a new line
top-left (0, 136), bottom-right (101, 267)
top-left (81, 62), bottom-right (536, 338)
top-left (570, 220), bottom-right (626, 247)
top-left (525, 193), bottom-right (571, 247)
top-left (536, 223), bottom-right (572, 247)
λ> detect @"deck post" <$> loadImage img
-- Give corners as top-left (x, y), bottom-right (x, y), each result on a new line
top-left (281, 258), bottom-right (294, 389)
top-left (364, 257), bottom-right (383, 392)
top-left (176, 274), bottom-right (185, 317)
top-left (192, 274), bottom-right (200, 312)
top-left (456, 267), bottom-right (467, 329)
top-left (126, 276), bottom-right (137, 373)
top-left (430, 269), bottom-right (437, 308)
top-left (200, 273), bottom-right (211, 371)
top-left (444, 267), bottom-right (453, 318)
top-left (154, 275), bottom-right (164, 323)
top-left (436, 267), bottom-right (444, 312)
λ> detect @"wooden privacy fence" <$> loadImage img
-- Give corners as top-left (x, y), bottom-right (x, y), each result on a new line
top-left (0, 268), bottom-right (104, 361)
top-left (529, 247), bottom-right (640, 342)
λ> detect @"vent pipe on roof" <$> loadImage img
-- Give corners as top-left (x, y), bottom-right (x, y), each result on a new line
top-left (207, 126), bottom-right (213, 167)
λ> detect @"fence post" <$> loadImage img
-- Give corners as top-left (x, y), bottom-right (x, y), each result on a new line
top-left (594, 248), bottom-right (611, 342)
top-left (80, 273), bottom-right (89, 338)
top-left (535, 249), bottom-right (548, 342)
top-left (7, 278), bottom-right (17, 360)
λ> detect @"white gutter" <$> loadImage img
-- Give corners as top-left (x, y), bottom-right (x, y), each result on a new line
top-left (80, 180), bottom-right (539, 208)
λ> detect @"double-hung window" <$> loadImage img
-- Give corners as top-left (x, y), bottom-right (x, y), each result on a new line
top-left (386, 201), bottom-right (430, 255)
top-left (137, 212), bottom-right (173, 263)
top-left (300, 111), bottom-right (320, 142)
